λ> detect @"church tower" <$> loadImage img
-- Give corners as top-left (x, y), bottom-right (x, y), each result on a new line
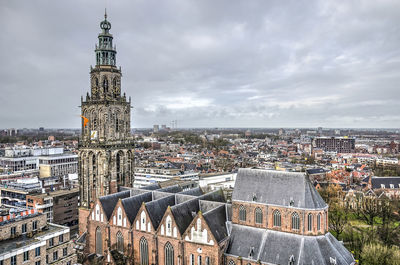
top-left (78, 12), bottom-right (134, 232)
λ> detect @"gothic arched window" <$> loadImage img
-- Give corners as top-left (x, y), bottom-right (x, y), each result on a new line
top-left (117, 231), bottom-right (123, 252)
top-left (95, 227), bottom-right (102, 255)
top-left (239, 205), bottom-right (246, 222)
top-left (308, 213), bottom-right (313, 232)
top-left (273, 210), bottom-right (281, 227)
top-left (140, 237), bottom-right (148, 265)
top-left (102, 77), bottom-right (108, 92)
top-left (255, 207), bottom-right (263, 224)
top-left (291, 212), bottom-right (300, 230)
top-left (92, 154), bottom-right (96, 175)
top-left (317, 213), bottom-right (321, 231)
top-left (165, 242), bottom-right (174, 265)
top-left (116, 152), bottom-right (123, 183)
top-left (228, 260), bottom-right (236, 265)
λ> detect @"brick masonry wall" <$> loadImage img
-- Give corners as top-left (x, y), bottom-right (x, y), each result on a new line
top-left (232, 201), bottom-right (328, 235)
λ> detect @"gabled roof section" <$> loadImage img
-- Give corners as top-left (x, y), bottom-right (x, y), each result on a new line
top-left (99, 190), bottom-right (131, 220)
top-left (145, 195), bottom-right (176, 230)
top-left (157, 184), bottom-right (182, 193)
top-left (203, 205), bottom-right (228, 243)
top-left (121, 192), bottom-right (153, 224)
top-left (232, 168), bottom-right (327, 209)
top-left (199, 189), bottom-right (226, 203)
top-left (171, 198), bottom-right (200, 235)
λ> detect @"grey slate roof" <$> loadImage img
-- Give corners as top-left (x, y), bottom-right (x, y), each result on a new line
top-left (171, 198), bottom-right (200, 235)
top-left (121, 192), bottom-right (153, 224)
top-left (232, 168), bottom-right (327, 209)
top-left (371, 176), bottom-right (400, 189)
top-left (199, 189), bottom-right (226, 203)
top-left (99, 190), bottom-right (131, 220)
top-left (157, 184), bottom-right (182, 193)
top-left (203, 205), bottom-right (228, 243)
top-left (146, 195), bottom-right (176, 229)
top-left (141, 184), bottom-right (160, 190)
top-left (226, 224), bottom-right (355, 265)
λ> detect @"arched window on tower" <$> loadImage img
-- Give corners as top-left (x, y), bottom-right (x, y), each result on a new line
top-left (273, 210), bottom-right (281, 227)
top-left (291, 212), bottom-right (300, 230)
top-left (239, 205), bottom-right (246, 222)
top-left (317, 213), bottom-right (321, 231)
top-left (103, 77), bottom-right (108, 93)
top-left (116, 152), bottom-right (121, 183)
top-left (228, 260), bottom-right (236, 265)
top-left (255, 207), bottom-right (263, 224)
top-left (117, 231), bottom-right (124, 252)
top-left (92, 154), bottom-right (96, 176)
top-left (140, 237), bottom-right (148, 265)
top-left (164, 242), bottom-right (174, 265)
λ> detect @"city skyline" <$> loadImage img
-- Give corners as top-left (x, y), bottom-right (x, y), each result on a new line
top-left (1, 0), bottom-right (400, 128)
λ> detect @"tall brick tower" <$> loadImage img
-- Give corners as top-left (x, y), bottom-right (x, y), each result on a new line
top-left (78, 11), bottom-right (134, 234)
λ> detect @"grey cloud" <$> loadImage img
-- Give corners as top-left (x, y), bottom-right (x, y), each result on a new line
top-left (0, 0), bottom-right (399, 128)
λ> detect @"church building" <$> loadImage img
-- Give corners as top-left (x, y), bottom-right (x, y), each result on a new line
top-left (82, 168), bottom-right (355, 265)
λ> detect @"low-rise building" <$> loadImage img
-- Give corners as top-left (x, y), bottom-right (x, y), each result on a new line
top-left (0, 206), bottom-right (77, 265)
top-left (27, 188), bottom-right (79, 233)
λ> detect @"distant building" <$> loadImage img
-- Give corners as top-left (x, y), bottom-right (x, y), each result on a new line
top-left (133, 167), bottom-right (199, 188)
top-left (38, 153), bottom-right (78, 178)
top-left (314, 137), bottom-right (355, 153)
top-left (153, 124), bottom-right (160, 133)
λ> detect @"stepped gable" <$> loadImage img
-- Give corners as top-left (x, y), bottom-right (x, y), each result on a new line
top-left (121, 192), bottom-right (153, 224)
top-left (145, 195), bottom-right (176, 230)
top-left (227, 224), bottom-right (355, 265)
top-left (203, 205), bottom-right (228, 243)
top-left (179, 187), bottom-right (203, 196)
top-left (99, 190), bottom-right (131, 220)
top-left (232, 168), bottom-right (327, 209)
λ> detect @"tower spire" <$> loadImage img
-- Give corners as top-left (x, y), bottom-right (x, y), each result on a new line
top-left (104, 8), bottom-right (107, 19)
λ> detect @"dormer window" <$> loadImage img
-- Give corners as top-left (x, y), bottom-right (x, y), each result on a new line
top-left (381, 184), bottom-right (385, 189)
top-left (390, 184), bottom-right (394, 189)
top-left (252, 193), bottom-right (257, 201)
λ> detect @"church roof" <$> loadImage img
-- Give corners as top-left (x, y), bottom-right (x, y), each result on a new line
top-left (226, 224), bottom-right (355, 265)
top-left (99, 190), bottom-right (131, 220)
top-left (171, 198), bottom-right (200, 235)
top-left (121, 192), bottom-right (153, 224)
top-left (203, 205), bottom-right (228, 243)
top-left (232, 169), bottom-right (327, 209)
top-left (145, 195), bottom-right (176, 230)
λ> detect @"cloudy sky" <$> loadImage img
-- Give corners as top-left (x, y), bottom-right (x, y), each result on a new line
top-left (1, 0), bottom-right (400, 129)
